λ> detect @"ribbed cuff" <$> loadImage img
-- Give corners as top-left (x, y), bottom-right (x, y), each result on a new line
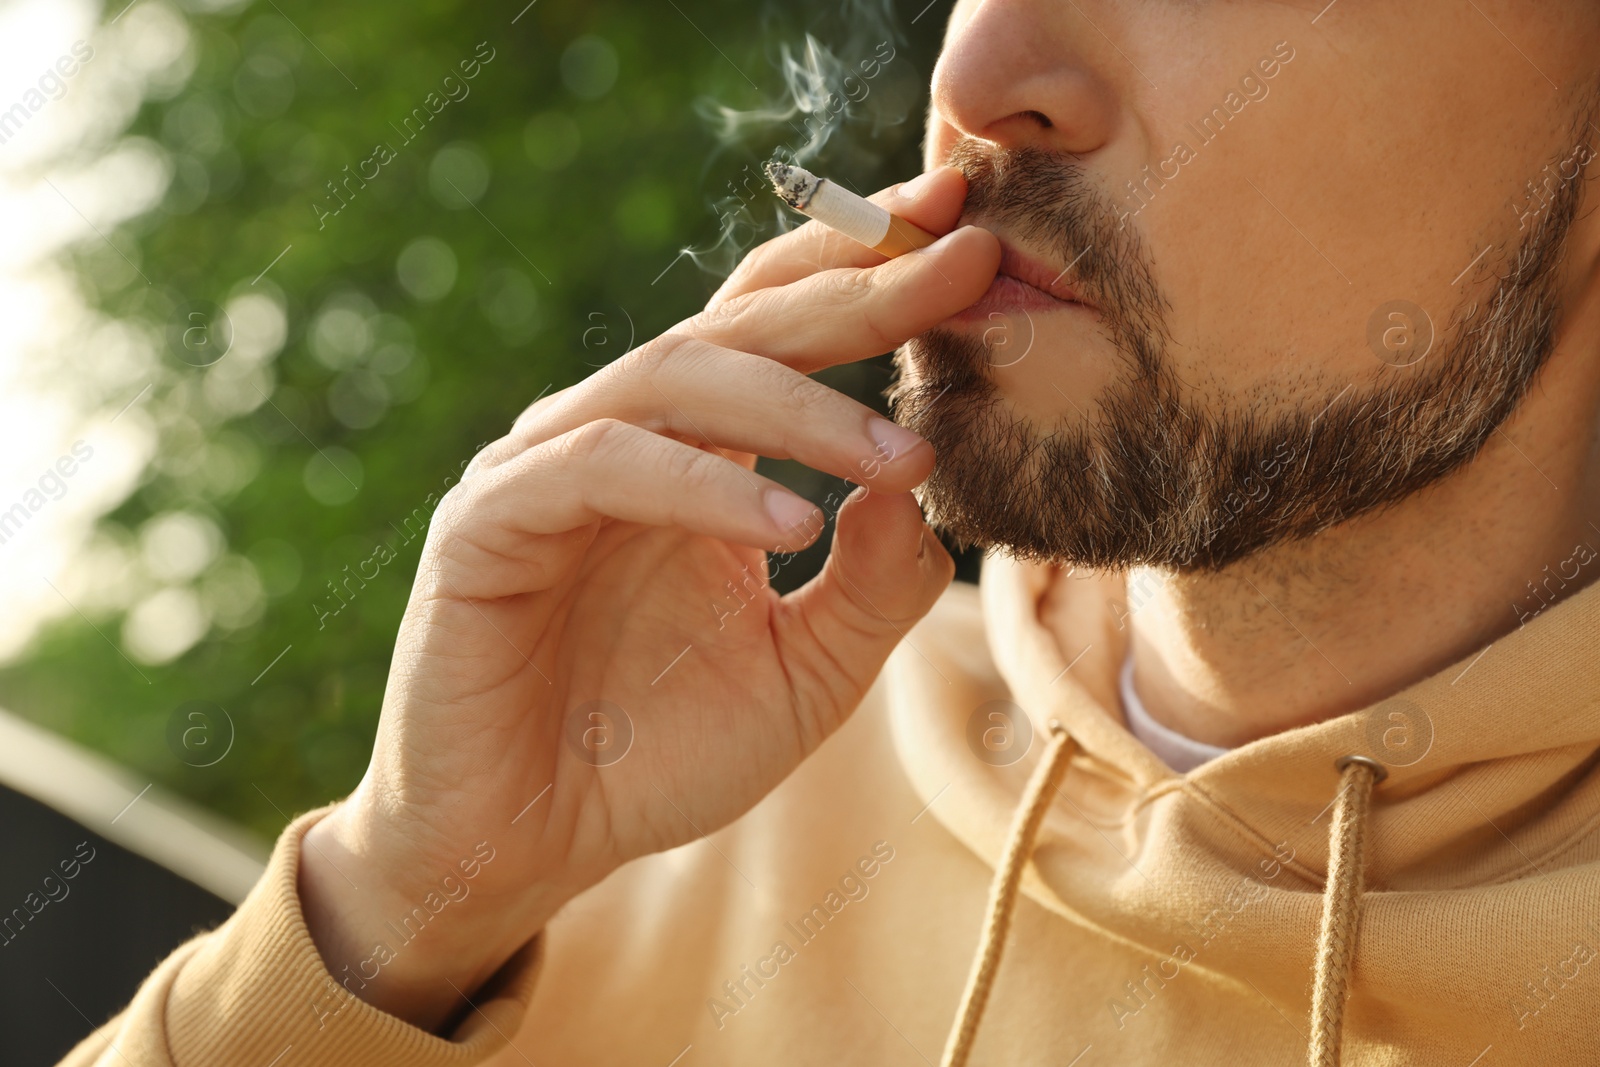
top-left (164, 805), bottom-right (543, 1066)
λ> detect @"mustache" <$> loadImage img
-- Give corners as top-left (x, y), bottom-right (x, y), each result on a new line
top-left (942, 137), bottom-right (1170, 364)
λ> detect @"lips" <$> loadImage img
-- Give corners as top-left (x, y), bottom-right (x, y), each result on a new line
top-left (998, 244), bottom-right (1092, 304)
top-left (950, 240), bottom-right (1096, 324)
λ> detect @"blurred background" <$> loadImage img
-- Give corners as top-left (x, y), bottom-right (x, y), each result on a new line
top-left (0, 0), bottom-right (970, 1061)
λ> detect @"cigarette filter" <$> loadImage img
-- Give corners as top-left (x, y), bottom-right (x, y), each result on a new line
top-left (764, 161), bottom-right (940, 257)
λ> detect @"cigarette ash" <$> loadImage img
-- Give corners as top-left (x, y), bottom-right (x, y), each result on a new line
top-left (764, 161), bottom-right (820, 209)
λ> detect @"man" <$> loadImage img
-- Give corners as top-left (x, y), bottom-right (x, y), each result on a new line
top-left (65, 2), bottom-right (1600, 1065)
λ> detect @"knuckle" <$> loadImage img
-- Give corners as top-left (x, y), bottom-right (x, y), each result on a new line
top-left (662, 442), bottom-right (721, 493)
top-left (434, 478), bottom-right (471, 517)
top-left (680, 294), bottom-right (747, 339)
top-left (464, 435), bottom-right (513, 477)
top-left (771, 365), bottom-right (836, 420)
top-left (423, 478), bottom-right (476, 542)
top-left (819, 266), bottom-right (877, 306)
top-left (567, 417), bottom-right (631, 463)
top-left (821, 267), bottom-right (903, 349)
top-left (617, 331), bottom-right (696, 379)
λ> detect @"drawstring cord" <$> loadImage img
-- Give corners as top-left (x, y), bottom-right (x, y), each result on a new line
top-left (1308, 754), bottom-right (1385, 1066)
top-left (940, 721), bottom-right (1075, 1067)
top-left (938, 733), bottom-right (1384, 1067)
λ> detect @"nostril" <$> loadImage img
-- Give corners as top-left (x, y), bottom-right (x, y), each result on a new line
top-left (1018, 109), bottom-right (1054, 129)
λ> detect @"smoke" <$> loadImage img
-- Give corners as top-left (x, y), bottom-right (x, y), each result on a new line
top-left (700, 24), bottom-right (896, 164)
top-left (667, 0), bottom-right (915, 281)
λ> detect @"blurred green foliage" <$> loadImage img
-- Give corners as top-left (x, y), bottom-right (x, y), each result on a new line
top-left (0, 0), bottom-right (964, 839)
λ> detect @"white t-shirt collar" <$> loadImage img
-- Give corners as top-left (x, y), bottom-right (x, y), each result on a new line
top-left (1118, 651), bottom-right (1230, 773)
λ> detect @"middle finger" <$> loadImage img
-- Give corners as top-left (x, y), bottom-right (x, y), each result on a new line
top-left (506, 334), bottom-right (934, 492)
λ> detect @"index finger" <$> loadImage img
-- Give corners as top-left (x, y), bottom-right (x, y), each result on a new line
top-left (678, 225), bottom-right (1000, 374)
top-left (708, 165), bottom-right (969, 308)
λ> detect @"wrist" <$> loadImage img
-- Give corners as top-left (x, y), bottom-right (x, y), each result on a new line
top-left (297, 801), bottom-right (565, 1031)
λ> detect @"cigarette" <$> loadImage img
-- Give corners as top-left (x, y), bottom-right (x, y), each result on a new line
top-left (764, 161), bottom-right (940, 257)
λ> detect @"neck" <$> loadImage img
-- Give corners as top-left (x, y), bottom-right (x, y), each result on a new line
top-left (1124, 315), bottom-right (1600, 750)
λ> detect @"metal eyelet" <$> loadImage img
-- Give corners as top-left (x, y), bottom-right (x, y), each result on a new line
top-left (1334, 753), bottom-right (1389, 784)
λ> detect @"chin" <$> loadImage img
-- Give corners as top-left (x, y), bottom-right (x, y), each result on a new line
top-left (917, 324), bottom-right (1122, 429)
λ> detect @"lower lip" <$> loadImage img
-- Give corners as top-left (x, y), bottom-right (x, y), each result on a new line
top-left (950, 274), bottom-right (1093, 323)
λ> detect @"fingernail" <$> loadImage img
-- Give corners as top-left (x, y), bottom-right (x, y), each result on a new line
top-left (897, 169), bottom-right (938, 199)
top-left (867, 417), bottom-right (926, 467)
top-left (764, 488), bottom-right (820, 532)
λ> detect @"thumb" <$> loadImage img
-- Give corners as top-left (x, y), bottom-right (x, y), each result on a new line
top-left (778, 486), bottom-right (954, 720)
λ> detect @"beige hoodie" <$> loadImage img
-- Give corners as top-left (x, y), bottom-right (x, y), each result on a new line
top-left (62, 556), bottom-right (1600, 1066)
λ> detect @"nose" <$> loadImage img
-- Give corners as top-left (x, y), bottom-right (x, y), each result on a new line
top-left (927, 0), bottom-right (1120, 165)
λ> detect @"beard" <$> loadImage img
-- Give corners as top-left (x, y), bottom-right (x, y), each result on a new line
top-left (887, 131), bottom-right (1586, 573)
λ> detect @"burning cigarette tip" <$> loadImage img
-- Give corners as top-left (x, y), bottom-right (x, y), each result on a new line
top-left (763, 158), bottom-right (939, 258)
top-left (764, 160), bottom-right (819, 210)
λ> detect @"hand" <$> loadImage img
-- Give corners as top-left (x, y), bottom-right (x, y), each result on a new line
top-left (298, 167), bottom-right (1001, 1030)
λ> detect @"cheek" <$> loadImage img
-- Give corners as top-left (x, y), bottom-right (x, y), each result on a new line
top-left (1119, 57), bottom-right (1358, 397)
top-left (1147, 180), bottom-right (1353, 403)
top-left (1163, 10), bottom-right (1593, 406)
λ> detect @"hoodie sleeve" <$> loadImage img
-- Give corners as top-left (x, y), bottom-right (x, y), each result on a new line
top-left (55, 805), bottom-right (543, 1067)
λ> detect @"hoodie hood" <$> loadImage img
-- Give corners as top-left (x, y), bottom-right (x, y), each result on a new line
top-left (887, 554), bottom-right (1600, 1052)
